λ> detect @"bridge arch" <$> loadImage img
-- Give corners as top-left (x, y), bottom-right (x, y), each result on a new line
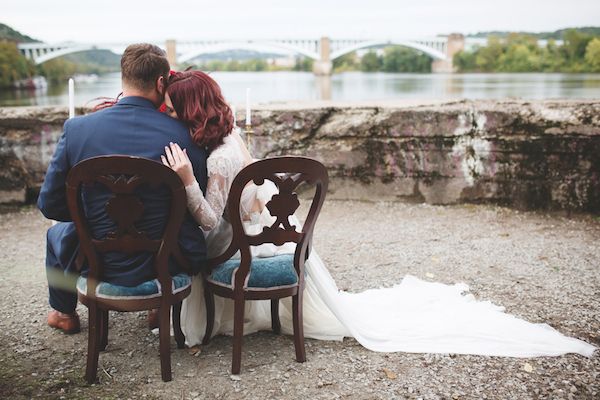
top-left (30, 46), bottom-right (120, 65)
top-left (178, 41), bottom-right (320, 64)
top-left (330, 40), bottom-right (447, 61)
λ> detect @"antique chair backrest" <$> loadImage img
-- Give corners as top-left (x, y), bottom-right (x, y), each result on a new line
top-left (65, 155), bottom-right (187, 300)
top-left (214, 156), bottom-right (328, 290)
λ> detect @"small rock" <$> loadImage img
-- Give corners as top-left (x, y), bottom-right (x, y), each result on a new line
top-left (188, 346), bottom-right (202, 357)
top-left (382, 368), bottom-right (397, 380)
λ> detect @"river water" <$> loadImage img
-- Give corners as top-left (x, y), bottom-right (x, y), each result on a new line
top-left (1, 71), bottom-right (599, 107)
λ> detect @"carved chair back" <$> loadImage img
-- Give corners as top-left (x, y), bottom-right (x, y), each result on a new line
top-left (215, 156), bottom-right (328, 291)
top-left (66, 155), bottom-right (188, 300)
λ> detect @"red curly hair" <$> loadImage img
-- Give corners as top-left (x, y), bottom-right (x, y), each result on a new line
top-left (166, 71), bottom-right (234, 151)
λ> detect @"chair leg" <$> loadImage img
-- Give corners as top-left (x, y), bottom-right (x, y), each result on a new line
top-left (85, 305), bottom-right (101, 384)
top-left (158, 306), bottom-right (172, 382)
top-left (231, 296), bottom-right (245, 375)
top-left (98, 310), bottom-right (108, 351)
top-left (292, 292), bottom-right (306, 363)
top-left (271, 299), bottom-right (281, 334)
top-left (172, 302), bottom-right (185, 349)
top-left (202, 280), bottom-right (215, 345)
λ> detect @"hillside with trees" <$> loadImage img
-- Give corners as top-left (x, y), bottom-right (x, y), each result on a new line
top-left (454, 30), bottom-right (600, 73)
top-left (0, 22), bottom-right (119, 88)
top-left (0, 23), bottom-right (38, 43)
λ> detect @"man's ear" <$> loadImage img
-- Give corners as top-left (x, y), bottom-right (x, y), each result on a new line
top-left (156, 75), bottom-right (165, 95)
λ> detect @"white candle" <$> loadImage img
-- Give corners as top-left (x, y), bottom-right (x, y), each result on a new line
top-left (68, 78), bottom-right (75, 119)
top-left (245, 87), bottom-right (251, 125)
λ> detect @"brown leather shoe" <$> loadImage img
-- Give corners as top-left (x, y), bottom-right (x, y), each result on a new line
top-left (47, 310), bottom-right (80, 334)
top-left (147, 309), bottom-right (159, 330)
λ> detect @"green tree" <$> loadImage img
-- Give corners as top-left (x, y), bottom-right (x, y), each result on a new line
top-left (505, 33), bottom-right (538, 49)
top-left (381, 47), bottom-right (431, 72)
top-left (453, 50), bottom-right (477, 71)
top-left (540, 39), bottom-right (567, 71)
top-left (293, 57), bottom-right (313, 71)
top-left (0, 42), bottom-right (34, 87)
top-left (207, 60), bottom-right (226, 71)
top-left (474, 37), bottom-right (504, 72)
top-left (585, 38), bottom-right (600, 72)
top-left (36, 58), bottom-right (77, 85)
top-left (360, 51), bottom-right (382, 72)
top-left (225, 60), bottom-right (240, 71)
top-left (498, 43), bottom-right (541, 72)
top-left (333, 52), bottom-right (359, 72)
top-left (243, 59), bottom-right (268, 71)
top-left (563, 29), bottom-right (593, 61)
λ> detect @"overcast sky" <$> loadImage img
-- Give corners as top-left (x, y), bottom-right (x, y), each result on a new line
top-left (3, 0), bottom-right (600, 43)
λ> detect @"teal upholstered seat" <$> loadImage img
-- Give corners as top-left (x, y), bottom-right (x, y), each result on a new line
top-left (208, 254), bottom-right (298, 289)
top-left (76, 274), bottom-right (191, 300)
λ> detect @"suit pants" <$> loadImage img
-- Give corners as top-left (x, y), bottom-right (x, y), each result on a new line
top-left (46, 222), bottom-right (79, 314)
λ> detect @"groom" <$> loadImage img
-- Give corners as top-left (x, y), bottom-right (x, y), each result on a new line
top-left (38, 43), bottom-right (208, 333)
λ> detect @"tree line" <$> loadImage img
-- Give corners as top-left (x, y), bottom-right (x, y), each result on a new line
top-left (185, 57), bottom-right (315, 72)
top-left (454, 30), bottom-right (600, 73)
top-left (333, 47), bottom-right (432, 73)
top-left (187, 47), bottom-right (433, 74)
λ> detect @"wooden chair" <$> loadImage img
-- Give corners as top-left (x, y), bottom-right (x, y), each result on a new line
top-left (66, 155), bottom-right (193, 383)
top-left (202, 156), bottom-right (328, 374)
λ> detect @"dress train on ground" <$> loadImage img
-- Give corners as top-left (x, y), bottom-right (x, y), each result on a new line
top-left (181, 212), bottom-right (596, 358)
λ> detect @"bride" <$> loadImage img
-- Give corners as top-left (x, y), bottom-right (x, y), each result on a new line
top-left (161, 70), bottom-right (595, 358)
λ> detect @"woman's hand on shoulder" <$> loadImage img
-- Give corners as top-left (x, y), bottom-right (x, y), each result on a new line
top-left (161, 142), bottom-right (196, 186)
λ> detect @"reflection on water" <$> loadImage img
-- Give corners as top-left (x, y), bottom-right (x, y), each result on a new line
top-left (316, 76), bottom-right (331, 100)
top-left (1, 71), bottom-right (599, 107)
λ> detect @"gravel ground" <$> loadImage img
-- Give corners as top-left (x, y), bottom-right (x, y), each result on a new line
top-left (0, 201), bottom-right (599, 399)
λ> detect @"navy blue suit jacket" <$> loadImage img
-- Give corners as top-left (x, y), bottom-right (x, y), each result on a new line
top-left (38, 96), bottom-right (208, 286)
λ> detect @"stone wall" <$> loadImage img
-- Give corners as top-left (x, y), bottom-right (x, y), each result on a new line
top-left (1, 100), bottom-right (599, 212)
top-left (250, 100), bottom-right (600, 212)
top-left (0, 106), bottom-right (70, 203)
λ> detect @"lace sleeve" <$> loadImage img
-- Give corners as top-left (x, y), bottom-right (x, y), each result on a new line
top-left (185, 154), bottom-right (236, 231)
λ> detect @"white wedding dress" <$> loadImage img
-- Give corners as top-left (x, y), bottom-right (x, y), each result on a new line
top-left (180, 130), bottom-right (596, 358)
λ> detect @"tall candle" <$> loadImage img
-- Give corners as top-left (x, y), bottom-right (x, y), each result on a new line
top-left (68, 78), bottom-right (75, 119)
top-left (245, 87), bottom-right (251, 125)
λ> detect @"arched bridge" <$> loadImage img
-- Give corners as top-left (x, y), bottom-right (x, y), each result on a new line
top-left (174, 37), bottom-right (451, 62)
top-left (19, 35), bottom-right (467, 74)
top-left (18, 43), bottom-right (128, 65)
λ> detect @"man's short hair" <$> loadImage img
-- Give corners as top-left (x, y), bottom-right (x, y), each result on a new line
top-left (121, 43), bottom-right (170, 92)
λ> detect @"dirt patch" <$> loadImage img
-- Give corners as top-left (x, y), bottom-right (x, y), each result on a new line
top-left (0, 202), bottom-right (599, 399)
